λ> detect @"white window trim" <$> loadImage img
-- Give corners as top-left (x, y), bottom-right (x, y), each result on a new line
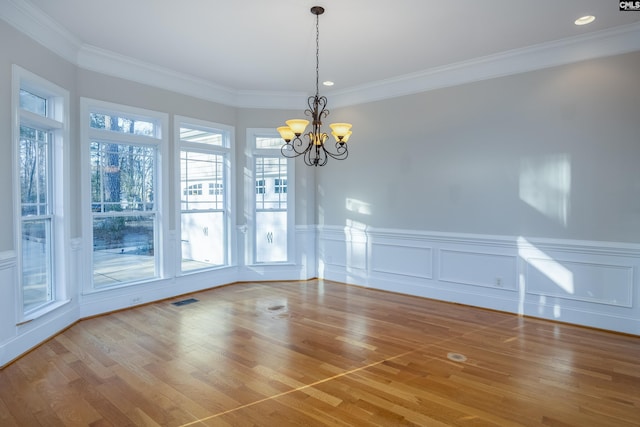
top-left (11, 65), bottom-right (71, 322)
top-left (246, 128), bottom-right (296, 265)
top-left (80, 98), bottom-right (169, 294)
top-left (174, 116), bottom-right (236, 275)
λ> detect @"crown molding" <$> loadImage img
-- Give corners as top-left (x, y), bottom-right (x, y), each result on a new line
top-left (3, 0), bottom-right (640, 110)
top-left (0, 0), bottom-right (307, 109)
top-left (327, 22), bottom-right (640, 108)
top-left (77, 45), bottom-right (308, 109)
top-left (0, 0), bottom-right (80, 64)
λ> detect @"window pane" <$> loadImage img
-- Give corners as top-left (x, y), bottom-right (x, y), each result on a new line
top-left (90, 112), bottom-right (157, 137)
top-left (181, 211), bottom-right (225, 271)
top-left (180, 126), bottom-right (224, 146)
top-left (255, 157), bottom-right (287, 210)
top-left (91, 142), bottom-right (155, 213)
top-left (22, 219), bottom-right (52, 311)
top-left (93, 215), bottom-right (155, 287)
top-left (256, 211), bottom-right (287, 263)
top-left (254, 155), bottom-right (288, 263)
top-left (180, 151), bottom-right (224, 211)
top-left (256, 136), bottom-right (283, 149)
top-left (20, 124), bottom-right (53, 311)
top-left (20, 126), bottom-right (49, 216)
top-left (19, 89), bottom-right (46, 116)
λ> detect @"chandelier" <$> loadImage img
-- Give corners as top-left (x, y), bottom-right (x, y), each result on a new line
top-left (278, 6), bottom-right (352, 167)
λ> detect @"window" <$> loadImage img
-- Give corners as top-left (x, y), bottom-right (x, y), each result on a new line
top-left (275, 178), bottom-right (287, 194)
top-left (13, 66), bottom-right (69, 316)
top-left (184, 183), bottom-right (203, 196)
top-left (82, 100), bottom-right (167, 289)
top-left (209, 182), bottom-right (223, 195)
top-left (249, 132), bottom-right (294, 263)
top-left (255, 179), bottom-right (266, 194)
top-left (177, 118), bottom-right (233, 273)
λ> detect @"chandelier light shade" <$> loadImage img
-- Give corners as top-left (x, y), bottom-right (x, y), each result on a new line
top-left (278, 6), bottom-right (352, 167)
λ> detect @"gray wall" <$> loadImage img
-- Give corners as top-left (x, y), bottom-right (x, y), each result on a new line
top-left (319, 52), bottom-right (640, 243)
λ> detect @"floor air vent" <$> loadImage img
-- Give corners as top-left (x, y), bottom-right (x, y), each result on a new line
top-left (447, 352), bottom-right (467, 362)
top-left (172, 298), bottom-right (199, 306)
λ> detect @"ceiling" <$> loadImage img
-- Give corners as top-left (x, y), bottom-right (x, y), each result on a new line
top-left (6, 0), bottom-right (640, 106)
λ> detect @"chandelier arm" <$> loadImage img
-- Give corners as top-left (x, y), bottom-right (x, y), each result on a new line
top-left (320, 142), bottom-right (349, 161)
top-left (281, 143), bottom-right (301, 158)
top-left (318, 152), bottom-right (328, 166)
top-left (302, 142), bottom-right (317, 166)
top-left (281, 144), bottom-right (294, 158)
top-left (281, 136), bottom-right (312, 158)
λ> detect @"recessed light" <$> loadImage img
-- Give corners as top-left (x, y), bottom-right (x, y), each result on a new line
top-left (323, 81), bottom-right (334, 86)
top-left (574, 15), bottom-right (595, 26)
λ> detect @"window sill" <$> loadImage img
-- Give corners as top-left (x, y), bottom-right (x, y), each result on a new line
top-left (81, 276), bottom-right (162, 296)
top-left (247, 262), bottom-right (298, 267)
top-left (178, 264), bottom-right (235, 276)
top-left (17, 299), bottom-right (73, 326)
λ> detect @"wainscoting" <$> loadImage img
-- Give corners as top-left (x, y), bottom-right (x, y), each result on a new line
top-left (2, 225), bottom-right (639, 367)
top-left (0, 251), bottom-right (17, 348)
top-left (318, 225), bottom-right (640, 335)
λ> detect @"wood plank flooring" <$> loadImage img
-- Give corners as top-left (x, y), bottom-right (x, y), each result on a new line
top-left (1, 279), bottom-right (639, 426)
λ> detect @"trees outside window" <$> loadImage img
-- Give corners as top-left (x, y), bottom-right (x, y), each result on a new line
top-left (83, 101), bottom-right (166, 288)
top-left (19, 124), bottom-right (53, 311)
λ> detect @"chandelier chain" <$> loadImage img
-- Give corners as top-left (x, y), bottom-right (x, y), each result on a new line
top-left (315, 12), bottom-right (320, 98)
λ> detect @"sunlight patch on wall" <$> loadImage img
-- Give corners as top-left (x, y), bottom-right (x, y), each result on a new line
top-left (346, 198), bottom-right (372, 215)
top-left (318, 258), bottom-right (326, 277)
top-left (317, 185), bottom-right (325, 225)
top-left (519, 154), bottom-right (571, 227)
top-left (518, 237), bottom-right (574, 295)
top-left (345, 219), bottom-right (368, 282)
top-left (518, 272), bottom-right (526, 315)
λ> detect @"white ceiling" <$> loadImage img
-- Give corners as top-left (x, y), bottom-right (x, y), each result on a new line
top-left (5, 0), bottom-right (640, 107)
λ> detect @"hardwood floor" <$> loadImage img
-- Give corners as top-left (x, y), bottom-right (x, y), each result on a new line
top-left (1, 279), bottom-right (639, 426)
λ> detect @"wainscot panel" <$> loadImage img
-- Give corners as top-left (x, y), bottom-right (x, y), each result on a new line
top-left (525, 259), bottom-right (633, 307)
top-left (440, 250), bottom-right (518, 291)
top-left (371, 243), bottom-right (433, 279)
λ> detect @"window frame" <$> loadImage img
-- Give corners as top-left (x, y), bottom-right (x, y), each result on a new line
top-left (247, 129), bottom-right (295, 265)
top-left (80, 98), bottom-right (169, 293)
top-left (12, 65), bottom-right (71, 321)
top-left (175, 116), bottom-right (235, 274)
